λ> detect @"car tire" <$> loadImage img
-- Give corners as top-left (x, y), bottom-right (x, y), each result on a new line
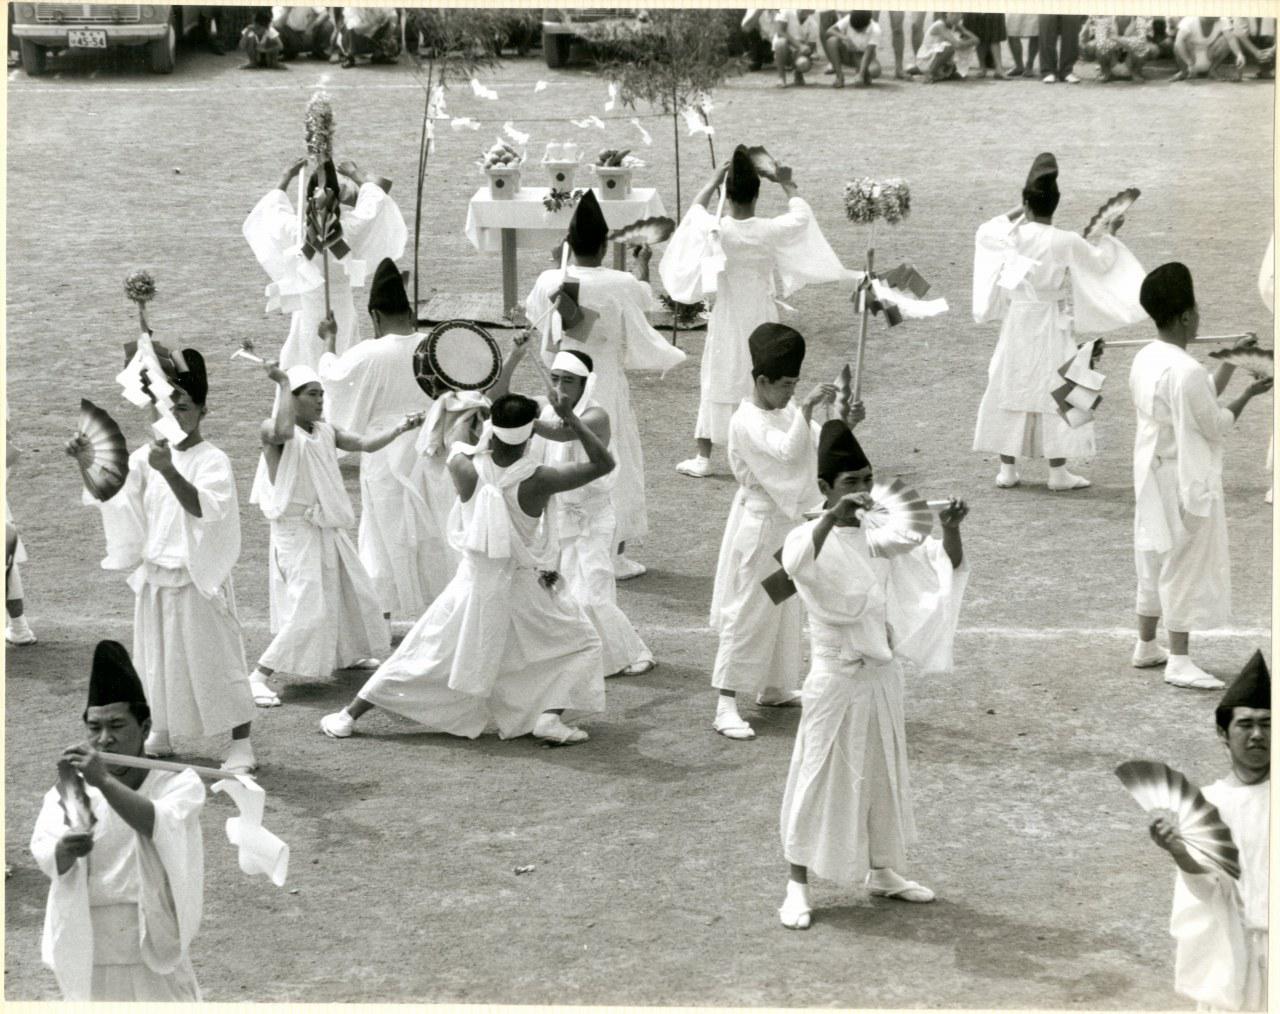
top-left (542, 31), bottom-right (569, 68)
top-left (19, 39), bottom-right (45, 76)
top-left (148, 21), bottom-right (175, 73)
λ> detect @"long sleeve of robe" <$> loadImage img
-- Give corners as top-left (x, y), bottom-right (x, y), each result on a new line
top-left (30, 769), bottom-right (205, 1002)
top-left (85, 443), bottom-right (241, 599)
top-left (1169, 778), bottom-right (1269, 1011)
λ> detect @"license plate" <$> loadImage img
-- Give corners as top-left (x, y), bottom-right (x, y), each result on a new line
top-left (68, 30), bottom-right (108, 49)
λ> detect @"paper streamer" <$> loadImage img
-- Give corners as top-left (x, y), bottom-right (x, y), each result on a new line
top-left (450, 117), bottom-right (480, 131)
top-left (630, 118), bottom-right (652, 145)
top-left (503, 121), bottom-right (530, 146)
top-left (570, 115), bottom-right (607, 130)
top-left (683, 107), bottom-right (713, 137)
top-left (211, 777), bottom-right (291, 887)
top-left (470, 78), bottom-right (498, 101)
top-left (605, 81), bottom-right (618, 112)
top-left (534, 80), bottom-right (548, 93)
top-left (869, 278), bottom-right (949, 320)
top-left (427, 85), bottom-right (446, 119)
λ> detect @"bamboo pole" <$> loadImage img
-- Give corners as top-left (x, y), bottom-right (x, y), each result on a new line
top-left (1103, 333), bottom-right (1254, 348)
top-left (99, 751), bottom-right (253, 783)
top-left (853, 247), bottom-right (875, 401)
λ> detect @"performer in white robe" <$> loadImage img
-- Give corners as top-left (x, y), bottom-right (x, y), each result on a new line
top-left (1151, 651), bottom-right (1269, 1011)
top-left (70, 348), bottom-right (257, 772)
top-left (528, 345), bottom-right (654, 677)
top-left (709, 323), bottom-right (834, 741)
top-left (526, 189), bottom-right (686, 577)
top-left (6, 417), bottom-right (37, 645)
top-left (777, 420), bottom-right (969, 930)
top-left (321, 392), bottom-right (612, 746)
top-left (242, 156), bottom-right (406, 423)
top-left (1129, 264), bottom-right (1272, 689)
top-left (660, 146), bottom-right (852, 478)
top-left (247, 360), bottom-right (418, 703)
top-left (318, 258), bottom-right (442, 618)
top-left (30, 641), bottom-right (204, 1001)
top-left (972, 151), bottom-right (1147, 490)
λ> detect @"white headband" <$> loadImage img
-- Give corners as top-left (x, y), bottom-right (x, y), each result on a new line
top-left (286, 365), bottom-right (322, 392)
top-left (550, 350), bottom-right (592, 378)
top-left (490, 421), bottom-right (535, 445)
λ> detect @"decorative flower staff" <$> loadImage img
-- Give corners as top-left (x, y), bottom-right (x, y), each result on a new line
top-left (302, 90), bottom-right (343, 318)
top-left (844, 177), bottom-right (910, 400)
top-left (123, 269), bottom-right (155, 335)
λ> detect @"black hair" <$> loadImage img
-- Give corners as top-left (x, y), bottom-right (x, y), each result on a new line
top-left (848, 11), bottom-right (874, 31)
top-left (490, 393), bottom-right (538, 433)
top-left (726, 150), bottom-right (761, 206)
top-left (818, 465), bottom-right (873, 489)
top-left (1022, 187), bottom-right (1060, 218)
top-left (254, 8), bottom-right (273, 28)
top-left (751, 366), bottom-right (798, 383)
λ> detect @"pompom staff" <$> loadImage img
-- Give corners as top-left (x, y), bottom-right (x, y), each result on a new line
top-left (844, 178), bottom-right (911, 400)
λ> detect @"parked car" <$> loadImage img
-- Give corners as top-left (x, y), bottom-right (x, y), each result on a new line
top-left (540, 8), bottom-right (642, 68)
top-left (11, 4), bottom-right (244, 75)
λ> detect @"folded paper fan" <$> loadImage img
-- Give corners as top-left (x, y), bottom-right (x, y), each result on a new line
top-left (1083, 187), bottom-right (1140, 242)
top-left (1114, 759), bottom-right (1241, 880)
top-left (859, 478), bottom-right (933, 559)
top-left (77, 399), bottom-right (130, 502)
top-left (56, 760), bottom-right (96, 833)
top-left (607, 215), bottom-right (676, 247)
top-left (1208, 347), bottom-right (1273, 379)
top-left (745, 145), bottom-right (789, 183)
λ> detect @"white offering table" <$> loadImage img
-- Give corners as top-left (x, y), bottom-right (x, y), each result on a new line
top-left (464, 185), bottom-right (667, 316)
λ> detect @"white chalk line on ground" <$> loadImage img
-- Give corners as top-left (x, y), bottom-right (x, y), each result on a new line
top-left (27, 615), bottom-right (1271, 641)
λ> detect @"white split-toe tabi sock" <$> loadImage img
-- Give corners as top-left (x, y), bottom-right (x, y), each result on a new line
top-left (779, 880), bottom-right (812, 929)
top-left (997, 463), bottom-right (1019, 486)
top-left (1164, 655), bottom-right (1225, 690)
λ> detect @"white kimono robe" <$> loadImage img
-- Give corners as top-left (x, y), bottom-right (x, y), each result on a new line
top-left (779, 523), bottom-right (968, 886)
top-left (30, 769), bottom-right (204, 1002)
top-left (533, 399), bottom-right (652, 675)
top-left (971, 214), bottom-right (1146, 460)
top-left (1170, 778), bottom-right (1268, 1011)
top-left (1130, 341), bottom-right (1233, 631)
top-left (526, 265), bottom-right (686, 545)
top-left (659, 197), bottom-right (851, 445)
top-left (250, 421), bottom-right (390, 678)
top-left (358, 450), bottom-right (604, 739)
top-left (242, 182), bottom-right (407, 421)
top-left (85, 443), bottom-right (255, 741)
top-left (319, 333), bottom-right (443, 617)
top-left (709, 400), bottom-right (821, 695)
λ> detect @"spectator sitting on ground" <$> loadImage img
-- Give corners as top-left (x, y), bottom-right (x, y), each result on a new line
top-left (1172, 17), bottom-right (1233, 81)
top-left (1079, 15), bottom-right (1123, 82)
top-left (822, 10), bottom-right (882, 88)
top-left (336, 6), bottom-right (401, 67)
top-left (1116, 15), bottom-right (1159, 81)
top-left (760, 8), bottom-right (821, 87)
top-left (916, 13), bottom-right (978, 82)
top-left (1221, 16), bottom-right (1275, 80)
top-left (240, 9), bottom-right (284, 69)
top-left (272, 5), bottom-right (334, 60)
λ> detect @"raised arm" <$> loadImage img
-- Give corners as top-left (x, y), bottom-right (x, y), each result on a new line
top-left (260, 359), bottom-right (296, 447)
top-left (535, 404), bottom-right (611, 446)
top-left (334, 412), bottom-right (425, 454)
top-left (522, 392), bottom-right (615, 510)
top-left (692, 162), bottom-right (732, 210)
top-left (488, 330), bottom-right (531, 402)
top-left (147, 440), bottom-right (203, 519)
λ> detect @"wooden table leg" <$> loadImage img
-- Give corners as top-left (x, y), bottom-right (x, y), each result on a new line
top-left (501, 228), bottom-right (518, 317)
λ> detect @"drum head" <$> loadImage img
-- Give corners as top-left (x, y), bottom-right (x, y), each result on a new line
top-left (415, 320), bottom-right (503, 394)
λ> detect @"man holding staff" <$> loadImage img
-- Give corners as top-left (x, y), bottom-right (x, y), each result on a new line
top-left (70, 347), bottom-right (258, 773)
top-left (30, 640), bottom-right (205, 1001)
top-left (243, 154), bottom-right (406, 389)
top-left (1129, 263), bottom-right (1272, 689)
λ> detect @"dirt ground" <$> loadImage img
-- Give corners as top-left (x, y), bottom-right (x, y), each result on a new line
top-left (3, 30), bottom-right (1274, 1008)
